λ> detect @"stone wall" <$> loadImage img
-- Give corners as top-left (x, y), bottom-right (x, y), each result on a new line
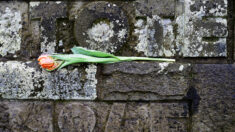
top-left (0, 0), bottom-right (234, 132)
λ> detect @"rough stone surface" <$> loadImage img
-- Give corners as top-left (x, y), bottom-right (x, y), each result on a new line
top-left (98, 62), bottom-right (191, 100)
top-left (132, 0), bottom-right (176, 57)
top-left (55, 102), bottom-right (189, 132)
top-left (192, 64), bottom-right (235, 132)
top-left (58, 103), bottom-right (96, 132)
top-left (0, 1), bottom-right (28, 57)
top-left (0, 61), bottom-right (97, 100)
top-left (55, 102), bottom-right (111, 132)
top-left (74, 1), bottom-right (129, 53)
top-left (134, 16), bottom-right (176, 57)
top-left (0, 101), bottom-right (53, 132)
top-left (175, 0), bottom-right (228, 57)
top-left (30, 1), bottom-right (67, 54)
top-left (135, 0), bottom-right (175, 17)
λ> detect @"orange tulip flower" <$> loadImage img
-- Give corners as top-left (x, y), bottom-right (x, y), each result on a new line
top-left (38, 55), bottom-right (62, 71)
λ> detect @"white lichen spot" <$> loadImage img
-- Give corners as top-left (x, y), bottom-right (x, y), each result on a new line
top-left (30, 2), bottom-right (40, 8)
top-left (0, 7), bottom-right (22, 56)
top-left (214, 18), bottom-right (227, 27)
top-left (135, 19), bottom-right (144, 28)
top-left (56, 1), bottom-right (62, 4)
top-left (179, 65), bottom-right (184, 71)
top-left (158, 62), bottom-right (169, 73)
top-left (118, 29), bottom-right (127, 42)
top-left (87, 22), bottom-right (114, 42)
top-left (59, 40), bottom-right (63, 46)
top-left (86, 21), bottom-right (117, 52)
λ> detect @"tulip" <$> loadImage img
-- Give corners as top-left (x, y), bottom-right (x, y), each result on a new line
top-left (38, 47), bottom-right (175, 71)
top-left (38, 55), bottom-right (63, 71)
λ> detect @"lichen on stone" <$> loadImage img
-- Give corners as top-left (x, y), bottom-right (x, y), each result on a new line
top-left (179, 65), bottom-right (184, 71)
top-left (40, 27), bottom-right (56, 54)
top-left (134, 15), bottom-right (175, 57)
top-left (0, 61), bottom-right (97, 100)
top-left (0, 61), bottom-right (41, 98)
top-left (85, 20), bottom-right (126, 53)
top-left (83, 64), bottom-right (97, 99)
top-left (158, 62), bottom-right (169, 73)
top-left (30, 2), bottom-right (40, 7)
top-left (87, 22), bottom-right (114, 43)
top-left (0, 7), bottom-right (22, 56)
top-left (175, 0), bottom-right (227, 57)
top-left (118, 29), bottom-right (127, 42)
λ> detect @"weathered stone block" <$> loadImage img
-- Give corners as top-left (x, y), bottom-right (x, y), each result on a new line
top-left (0, 1), bottom-right (28, 57)
top-left (74, 1), bottom-right (129, 53)
top-left (133, 16), bottom-right (176, 57)
top-left (98, 62), bottom-right (191, 100)
top-left (192, 64), bottom-right (235, 131)
top-left (130, 0), bottom-right (176, 57)
top-left (176, 0), bottom-right (228, 57)
top-left (55, 102), bottom-right (189, 132)
top-left (0, 61), bottom-right (97, 100)
top-left (0, 101), bottom-right (53, 132)
top-left (30, 1), bottom-right (67, 54)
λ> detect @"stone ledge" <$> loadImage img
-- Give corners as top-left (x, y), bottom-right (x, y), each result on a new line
top-left (98, 62), bottom-right (192, 100)
top-left (0, 101), bottom-right (189, 132)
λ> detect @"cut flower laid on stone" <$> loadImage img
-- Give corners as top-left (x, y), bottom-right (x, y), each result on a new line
top-left (38, 47), bottom-right (175, 71)
top-left (38, 55), bottom-right (63, 71)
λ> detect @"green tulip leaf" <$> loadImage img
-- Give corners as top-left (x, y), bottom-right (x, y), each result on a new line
top-left (71, 47), bottom-right (119, 59)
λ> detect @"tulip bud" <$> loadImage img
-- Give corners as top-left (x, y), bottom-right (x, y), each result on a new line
top-left (38, 55), bottom-right (62, 71)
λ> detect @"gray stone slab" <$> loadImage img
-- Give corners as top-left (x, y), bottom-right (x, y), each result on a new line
top-left (98, 62), bottom-right (191, 100)
top-left (0, 61), bottom-right (97, 100)
top-left (0, 101), bottom-right (53, 132)
top-left (192, 64), bottom-right (235, 131)
top-left (55, 102), bottom-right (189, 132)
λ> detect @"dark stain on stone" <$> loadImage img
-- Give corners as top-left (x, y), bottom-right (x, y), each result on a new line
top-left (184, 87), bottom-right (200, 115)
top-left (202, 37), bottom-right (219, 42)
